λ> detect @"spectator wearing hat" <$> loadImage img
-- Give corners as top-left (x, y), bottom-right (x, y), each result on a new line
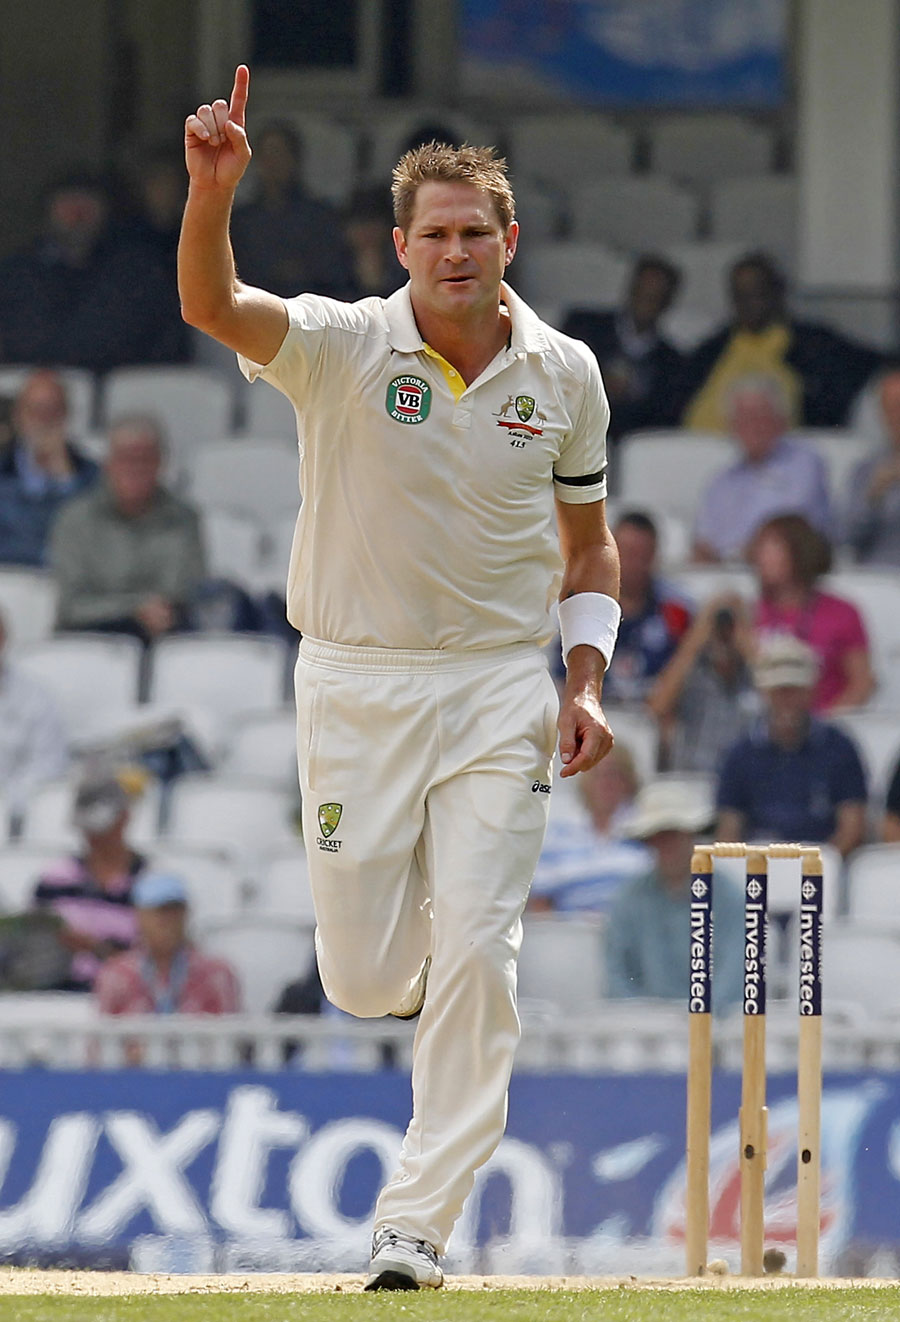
top-left (716, 635), bottom-right (867, 858)
top-left (32, 772), bottom-right (146, 990)
top-left (0, 607), bottom-right (68, 824)
top-left (95, 873), bottom-right (240, 1016)
top-left (604, 779), bottom-right (745, 1007)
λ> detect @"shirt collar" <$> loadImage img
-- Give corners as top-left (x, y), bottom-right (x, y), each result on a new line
top-left (383, 279), bottom-right (550, 357)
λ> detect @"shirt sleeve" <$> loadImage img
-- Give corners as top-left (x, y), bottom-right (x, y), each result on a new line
top-left (237, 293), bottom-right (367, 405)
top-left (553, 351), bottom-right (609, 504)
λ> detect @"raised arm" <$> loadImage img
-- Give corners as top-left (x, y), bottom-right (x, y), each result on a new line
top-left (555, 497), bottom-right (620, 777)
top-left (178, 65), bottom-right (288, 363)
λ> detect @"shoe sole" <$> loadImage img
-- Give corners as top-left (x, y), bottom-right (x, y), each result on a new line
top-left (364, 1270), bottom-right (420, 1291)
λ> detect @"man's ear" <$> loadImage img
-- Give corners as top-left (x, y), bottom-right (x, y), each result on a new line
top-left (392, 226), bottom-right (409, 270)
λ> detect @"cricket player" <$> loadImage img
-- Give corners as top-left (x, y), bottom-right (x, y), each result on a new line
top-left (178, 66), bottom-right (621, 1290)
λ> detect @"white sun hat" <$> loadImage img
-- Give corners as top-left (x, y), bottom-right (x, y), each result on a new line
top-left (625, 777), bottom-right (715, 841)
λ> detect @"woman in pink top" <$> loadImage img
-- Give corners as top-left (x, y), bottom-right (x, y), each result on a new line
top-left (749, 514), bottom-right (875, 711)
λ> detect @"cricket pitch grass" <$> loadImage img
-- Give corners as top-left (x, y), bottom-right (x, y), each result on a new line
top-left (2, 1273), bottom-right (900, 1321)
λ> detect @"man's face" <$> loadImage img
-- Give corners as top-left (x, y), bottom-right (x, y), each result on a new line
top-left (105, 428), bottom-right (162, 513)
top-left (615, 522), bottom-right (656, 598)
top-left (880, 373), bottom-right (900, 447)
top-left (728, 389), bottom-right (787, 462)
top-left (628, 267), bottom-right (675, 332)
top-left (649, 828), bottom-right (694, 886)
top-left (138, 903), bottom-right (187, 959)
top-left (764, 683), bottom-right (814, 742)
top-left (393, 181), bottom-right (518, 323)
top-left (730, 265), bottom-right (782, 332)
top-left (48, 187), bottom-right (107, 246)
top-left (14, 373), bottom-right (68, 438)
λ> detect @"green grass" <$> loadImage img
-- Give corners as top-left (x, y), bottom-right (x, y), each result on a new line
top-left (5, 1288), bottom-right (900, 1322)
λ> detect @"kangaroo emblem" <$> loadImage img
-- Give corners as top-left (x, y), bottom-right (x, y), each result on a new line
top-left (494, 395), bottom-right (515, 418)
top-left (535, 409), bottom-right (548, 425)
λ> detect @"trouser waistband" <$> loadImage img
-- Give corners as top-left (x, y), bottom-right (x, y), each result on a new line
top-left (299, 636), bottom-right (541, 674)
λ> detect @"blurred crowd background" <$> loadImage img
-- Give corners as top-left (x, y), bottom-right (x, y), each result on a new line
top-left (2, 0), bottom-right (900, 1049)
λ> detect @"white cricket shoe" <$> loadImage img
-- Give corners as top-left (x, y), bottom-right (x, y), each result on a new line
top-left (364, 1227), bottom-right (443, 1291)
top-left (389, 955), bottom-right (431, 1020)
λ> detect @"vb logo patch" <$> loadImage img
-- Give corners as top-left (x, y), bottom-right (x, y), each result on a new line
top-left (317, 802), bottom-right (343, 852)
top-left (386, 375), bottom-right (431, 425)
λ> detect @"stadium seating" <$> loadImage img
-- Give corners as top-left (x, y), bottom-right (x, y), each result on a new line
top-left (517, 242), bottom-right (630, 322)
top-left (659, 241), bottom-right (747, 322)
top-left (20, 775), bottom-right (162, 850)
top-left (365, 109), bottom-right (498, 183)
top-left (102, 366), bottom-right (235, 475)
top-left (845, 845), bottom-right (900, 930)
top-left (600, 706), bottom-right (661, 783)
top-left (255, 845), bottom-right (316, 922)
top-left (506, 115), bottom-right (634, 191)
top-left (824, 569), bottom-right (900, 709)
top-left (201, 509), bottom-right (264, 590)
top-left (145, 842), bottom-right (246, 927)
top-left (147, 634), bottom-right (289, 726)
top-left (651, 115), bottom-right (774, 183)
top-left (709, 175), bottom-right (798, 268)
top-left (221, 707), bottom-right (298, 787)
top-left (822, 922), bottom-right (900, 1017)
top-left (790, 429), bottom-right (875, 500)
top-left (569, 177), bottom-right (699, 250)
top-left (186, 440), bottom-right (301, 523)
top-left (613, 430), bottom-right (738, 525)
top-left (518, 916), bottom-right (606, 1008)
top-left (0, 843), bottom-right (69, 911)
top-left (242, 381), bottom-right (299, 443)
top-left (667, 564), bottom-right (758, 607)
top-left (199, 913), bottom-right (315, 1014)
top-left (164, 774), bottom-right (298, 867)
top-left (0, 569), bottom-right (58, 648)
top-left (832, 709), bottom-right (900, 802)
top-left (15, 634), bottom-right (143, 744)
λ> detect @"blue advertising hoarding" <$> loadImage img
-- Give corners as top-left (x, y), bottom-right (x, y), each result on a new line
top-left (0, 1069), bottom-right (894, 1275)
top-left (461, 1), bottom-right (787, 108)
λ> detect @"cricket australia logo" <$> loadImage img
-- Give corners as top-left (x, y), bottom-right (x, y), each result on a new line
top-left (386, 375), bottom-right (431, 425)
top-left (317, 802), bottom-right (344, 852)
top-left (494, 393), bottom-right (548, 447)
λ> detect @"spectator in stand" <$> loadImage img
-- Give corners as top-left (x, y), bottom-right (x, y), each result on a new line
top-left (50, 416), bottom-right (205, 642)
top-left (0, 608), bottom-right (68, 824)
top-left (880, 754), bottom-right (900, 842)
top-left (32, 771), bottom-right (147, 991)
top-left (750, 513), bottom-right (875, 712)
top-left (529, 743), bottom-right (651, 914)
top-left (230, 121), bottom-right (355, 298)
top-left (692, 375), bottom-right (832, 563)
top-left (342, 186), bottom-right (408, 301)
top-left (648, 594), bottom-right (759, 774)
top-left (602, 511), bottom-right (692, 705)
top-left (0, 369), bottom-right (99, 567)
top-left (681, 252), bottom-right (882, 432)
top-left (716, 635), bottom-right (867, 858)
top-left (0, 172), bottom-right (185, 370)
top-left (563, 256), bottom-right (683, 442)
top-left (122, 148), bottom-right (187, 275)
top-left (95, 872), bottom-right (240, 1015)
top-left (844, 368), bottom-right (900, 567)
top-left (605, 779), bottom-right (744, 1006)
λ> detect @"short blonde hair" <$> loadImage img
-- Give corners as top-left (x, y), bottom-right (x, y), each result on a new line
top-left (391, 142), bottom-right (515, 234)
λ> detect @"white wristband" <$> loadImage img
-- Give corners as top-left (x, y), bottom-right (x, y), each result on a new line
top-left (558, 592), bottom-right (621, 669)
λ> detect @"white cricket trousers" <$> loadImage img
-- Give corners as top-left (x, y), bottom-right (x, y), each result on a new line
top-left (294, 637), bottom-right (558, 1253)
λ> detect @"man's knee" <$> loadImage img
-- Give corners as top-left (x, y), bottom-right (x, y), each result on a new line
top-left (317, 958), bottom-right (409, 1019)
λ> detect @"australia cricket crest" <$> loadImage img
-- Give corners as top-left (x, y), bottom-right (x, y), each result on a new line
top-left (515, 395), bottom-right (535, 423)
top-left (317, 803), bottom-right (343, 838)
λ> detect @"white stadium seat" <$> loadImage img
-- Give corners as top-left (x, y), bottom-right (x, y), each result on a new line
top-left (365, 109), bottom-right (498, 183)
top-left (600, 706), bottom-right (661, 784)
top-left (709, 175), bottom-right (798, 268)
top-left (506, 115), bottom-right (633, 192)
top-left (201, 509), bottom-right (263, 590)
top-left (199, 913), bottom-right (314, 1014)
top-left (789, 429), bottom-right (875, 502)
top-left (0, 844), bottom-right (69, 912)
top-left (242, 382), bottom-right (299, 443)
top-left (221, 707), bottom-right (298, 787)
top-left (846, 845), bottom-right (900, 929)
top-left (660, 241), bottom-right (748, 322)
top-left (290, 115), bottom-right (361, 206)
top-left (832, 709), bottom-right (900, 801)
top-left (651, 115), bottom-right (773, 183)
top-left (164, 775), bottom-right (298, 866)
top-left (256, 846), bottom-right (316, 923)
top-left (613, 430), bottom-right (738, 525)
top-left (147, 634), bottom-right (289, 725)
top-left (822, 922), bottom-right (900, 1017)
top-left (187, 439), bottom-right (301, 522)
top-left (102, 366), bottom-right (235, 472)
top-left (0, 569), bottom-right (58, 648)
top-left (569, 177), bottom-right (699, 251)
top-left (824, 569), bottom-right (900, 709)
top-left (518, 916), bottom-right (606, 1008)
top-left (0, 366), bottom-right (96, 437)
top-left (667, 564), bottom-right (758, 608)
top-left (15, 634), bottom-right (142, 744)
top-left (517, 242), bottom-right (630, 320)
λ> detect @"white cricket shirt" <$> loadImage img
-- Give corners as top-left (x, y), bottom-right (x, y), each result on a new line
top-left (239, 281), bottom-right (609, 650)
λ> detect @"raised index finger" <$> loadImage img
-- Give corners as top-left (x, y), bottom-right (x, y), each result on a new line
top-left (229, 64), bottom-right (250, 127)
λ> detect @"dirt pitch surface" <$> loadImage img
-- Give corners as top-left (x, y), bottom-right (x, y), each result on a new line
top-left (0, 1270), bottom-right (897, 1296)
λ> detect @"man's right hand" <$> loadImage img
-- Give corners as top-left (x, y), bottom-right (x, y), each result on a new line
top-left (184, 64), bottom-right (252, 191)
